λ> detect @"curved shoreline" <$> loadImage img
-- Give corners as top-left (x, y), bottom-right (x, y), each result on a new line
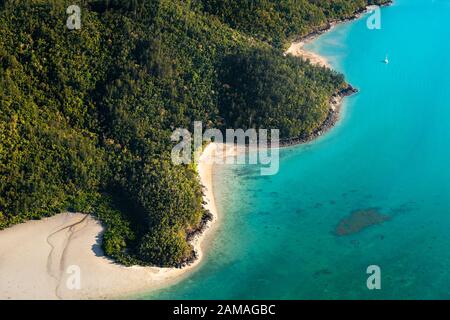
top-left (0, 3), bottom-right (394, 300)
top-left (0, 144), bottom-right (221, 300)
top-left (281, 2), bottom-right (393, 148)
top-left (282, 37), bottom-right (356, 148)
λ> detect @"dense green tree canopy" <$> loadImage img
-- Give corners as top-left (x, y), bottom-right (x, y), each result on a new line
top-left (0, 0), bottom-right (388, 266)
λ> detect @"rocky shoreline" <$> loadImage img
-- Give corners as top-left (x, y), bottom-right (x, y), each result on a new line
top-left (289, 0), bottom-right (393, 47)
top-left (179, 0), bottom-right (394, 269)
top-left (180, 210), bottom-right (213, 268)
top-left (279, 84), bottom-right (358, 148)
top-left (280, 1), bottom-right (393, 148)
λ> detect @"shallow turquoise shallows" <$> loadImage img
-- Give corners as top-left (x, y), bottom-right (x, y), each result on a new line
top-left (144, 0), bottom-right (450, 299)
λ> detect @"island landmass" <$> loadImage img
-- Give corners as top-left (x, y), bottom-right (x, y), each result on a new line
top-left (0, 0), bottom-right (392, 298)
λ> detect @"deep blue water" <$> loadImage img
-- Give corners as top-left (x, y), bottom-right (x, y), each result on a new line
top-left (144, 0), bottom-right (450, 299)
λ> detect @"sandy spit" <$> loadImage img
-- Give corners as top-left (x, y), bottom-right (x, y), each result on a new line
top-left (0, 143), bottom-right (228, 300)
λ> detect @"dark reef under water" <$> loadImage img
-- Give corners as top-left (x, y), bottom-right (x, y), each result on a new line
top-left (335, 208), bottom-right (390, 236)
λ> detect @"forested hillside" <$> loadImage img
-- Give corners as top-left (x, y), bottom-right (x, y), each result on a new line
top-left (0, 0), bottom-right (387, 267)
top-left (195, 0), bottom-right (391, 46)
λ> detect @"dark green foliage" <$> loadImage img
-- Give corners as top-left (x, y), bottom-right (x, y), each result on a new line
top-left (138, 226), bottom-right (191, 267)
top-left (195, 0), bottom-right (391, 46)
top-left (218, 48), bottom-right (346, 137)
top-left (0, 0), bottom-right (381, 265)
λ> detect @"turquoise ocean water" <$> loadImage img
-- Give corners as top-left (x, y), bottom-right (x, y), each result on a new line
top-left (145, 0), bottom-right (450, 299)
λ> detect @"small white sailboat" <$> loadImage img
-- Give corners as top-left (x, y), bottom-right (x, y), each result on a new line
top-left (384, 55), bottom-right (389, 64)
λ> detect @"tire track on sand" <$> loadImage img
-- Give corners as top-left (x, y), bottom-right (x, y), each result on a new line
top-left (46, 214), bottom-right (89, 299)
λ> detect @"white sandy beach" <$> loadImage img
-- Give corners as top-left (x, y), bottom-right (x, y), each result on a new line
top-left (0, 43), bottom-right (344, 299)
top-left (286, 4), bottom-right (384, 68)
top-left (286, 38), bottom-right (330, 68)
top-left (0, 143), bottom-right (224, 300)
top-left (0, 30), bottom-right (344, 300)
top-left (0, 23), bottom-right (350, 300)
